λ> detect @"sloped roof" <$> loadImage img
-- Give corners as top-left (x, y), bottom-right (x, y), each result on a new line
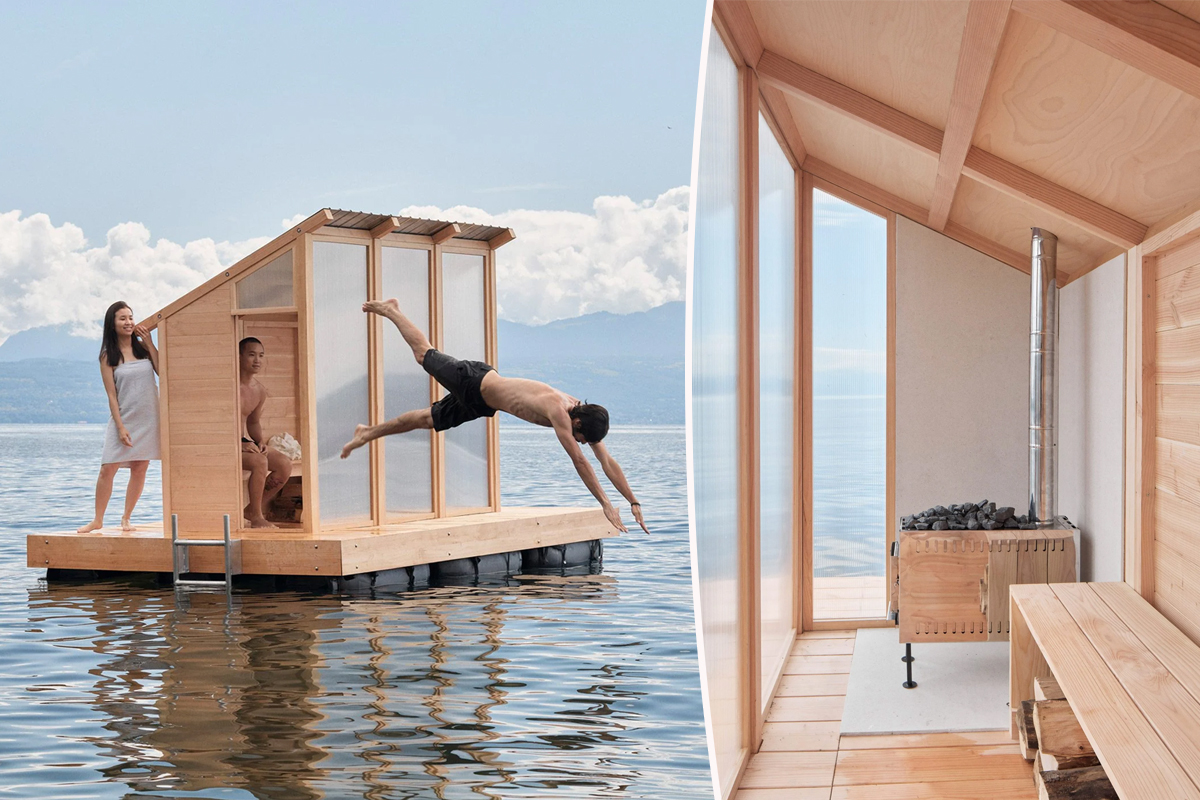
top-left (142, 208), bottom-right (514, 327)
top-left (716, 0), bottom-right (1200, 282)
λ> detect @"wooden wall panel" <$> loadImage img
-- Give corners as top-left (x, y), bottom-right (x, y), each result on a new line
top-left (164, 285), bottom-right (241, 533)
top-left (242, 319), bottom-right (300, 444)
top-left (1154, 233), bottom-right (1200, 640)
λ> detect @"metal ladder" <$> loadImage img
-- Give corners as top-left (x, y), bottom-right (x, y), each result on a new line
top-left (171, 513), bottom-right (236, 593)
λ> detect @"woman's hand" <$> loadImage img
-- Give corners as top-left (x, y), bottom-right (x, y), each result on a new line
top-left (630, 502), bottom-right (650, 535)
top-left (602, 502), bottom-right (628, 533)
top-left (118, 426), bottom-right (133, 447)
top-left (133, 325), bottom-right (155, 347)
top-left (241, 441), bottom-right (266, 455)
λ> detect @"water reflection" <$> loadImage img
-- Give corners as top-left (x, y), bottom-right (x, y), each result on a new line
top-left (4, 425), bottom-right (708, 800)
top-left (25, 575), bottom-right (667, 799)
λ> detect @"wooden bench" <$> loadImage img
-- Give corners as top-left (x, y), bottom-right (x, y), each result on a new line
top-left (1010, 582), bottom-right (1200, 799)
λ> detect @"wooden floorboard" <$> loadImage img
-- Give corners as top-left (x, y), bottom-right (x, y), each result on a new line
top-left (739, 628), bottom-right (1037, 799)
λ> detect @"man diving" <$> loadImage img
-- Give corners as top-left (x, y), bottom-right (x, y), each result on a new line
top-left (340, 299), bottom-right (648, 534)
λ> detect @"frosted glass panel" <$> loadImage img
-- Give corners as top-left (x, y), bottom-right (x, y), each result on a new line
top-left (758, 114), bottom-right (795, 694)
top-left (237, 250), bottom-right (293, 308)
top-left (312, 242), bottom-right (371, 522)
top-left (441, 252), bottom-right (489, 510)
top-left (692, 27), bottom-right (742, 785)
top-left (382, 247), bottom-right (432, 515)
top-left (812, 189), bottom-right (887, 620)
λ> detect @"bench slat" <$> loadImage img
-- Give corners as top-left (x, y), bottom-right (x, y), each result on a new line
top-left (1093, 582), bottom-right (1200, 711)
top-left (1012, 585), bottom-right (1200, 800)
top-left (1053, 583), bottom-right (1200, 790)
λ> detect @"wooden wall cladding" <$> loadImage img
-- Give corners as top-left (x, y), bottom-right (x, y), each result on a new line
top-left (163, 284), bottom-right (241, 533)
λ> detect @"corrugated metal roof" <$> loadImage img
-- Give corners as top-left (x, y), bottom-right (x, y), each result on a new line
top-left (327, 208), bottom-right (509, 242)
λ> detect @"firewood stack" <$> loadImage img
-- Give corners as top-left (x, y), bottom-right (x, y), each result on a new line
top-left (1017, 676), bottom-right (1117, 800)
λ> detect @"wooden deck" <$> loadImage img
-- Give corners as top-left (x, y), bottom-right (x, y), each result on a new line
top-left (813, 576), bottom-right (887, 621)
top-left (736, 630), bottom-right (1036, 800)
top-left (27, 507), bottom-right (614, 577)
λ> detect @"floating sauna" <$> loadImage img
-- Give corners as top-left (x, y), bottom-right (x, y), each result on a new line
top-left (29, 209), bottom-right (613, 580)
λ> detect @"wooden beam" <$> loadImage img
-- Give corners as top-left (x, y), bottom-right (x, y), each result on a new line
top-left (802, 156), bottom-right (1039, 276)
top-left (758, 49), bottom-right (1147, 248)
top-left (1124, 245), bottom-right (1156, 600)
top-left (961, 148), bottom-right (1146, 248)
top-left (432, 222), bottom-right (461, 245)
top-left (370, 216), bottom-right (399, 239)
top-left (757, 49), bottom-right (944, 154)
top-left (1143, 195), bottom-right (1200, 255)
top-left (714, 0), bottom-right (764, 68)
top-left (296, 208), bottom-right (334, 234)
top-left (760, 85), bottom-right (807, 167)
top-left (488, 228), bottom-right (516, 249)
top-left (928, 0), bottom-right (1013, 231)
top-left (1012, 0), bottom-right (1200, 101)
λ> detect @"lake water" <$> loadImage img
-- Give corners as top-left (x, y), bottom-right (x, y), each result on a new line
top-left (0, 424), bottom-right (709, 799)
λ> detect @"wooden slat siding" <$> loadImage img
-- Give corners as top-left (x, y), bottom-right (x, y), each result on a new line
top-left (1154, 236), bottom-right (1200, 617)
top-left (1010, 585), bottom-right (1200, 800)
top-left (242, 320), bottom-right (299, 445)
top-left (166, 285), bottom-right (241, 533)
top-left (158, 321), bottom-right (171, 533)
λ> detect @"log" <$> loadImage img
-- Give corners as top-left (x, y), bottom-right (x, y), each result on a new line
top-left (1034, 699), bottom-right (1100, 771)
top-left (1019, 699), bottom-right (1039, 761)
top-left (1036, 755), bottom-right (1118, 800)
top-left (1035, 675), bottom-right (1066, 701)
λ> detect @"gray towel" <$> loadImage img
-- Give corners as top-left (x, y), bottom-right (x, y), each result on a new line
top-left (102, 359), bottom-right (161, 465)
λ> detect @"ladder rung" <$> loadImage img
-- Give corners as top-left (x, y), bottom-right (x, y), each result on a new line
top-left (175, 579), bottom-right (229, 586)
top-left (174, 539), bottom-right (229, 547)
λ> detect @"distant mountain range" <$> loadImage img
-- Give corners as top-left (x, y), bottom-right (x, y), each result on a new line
top-left (0, 303), bottom-right (685, 424)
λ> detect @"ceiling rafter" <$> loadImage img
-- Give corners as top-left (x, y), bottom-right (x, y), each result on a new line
top-left (1012, 0), bottom-right (1200, 101)
top-left (757, 49), bottom-right (1147, 248)
top-left (928, 0), bottom-right (1013, 232)
top-left (714, 0), bottom-right (764, 68)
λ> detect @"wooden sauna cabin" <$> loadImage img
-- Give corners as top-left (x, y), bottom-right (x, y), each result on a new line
top-left (29, 209), bottom-right (613, 583)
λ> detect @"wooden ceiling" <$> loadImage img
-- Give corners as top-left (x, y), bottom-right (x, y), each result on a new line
top-left (715, 0), bottom-right (1200, 283)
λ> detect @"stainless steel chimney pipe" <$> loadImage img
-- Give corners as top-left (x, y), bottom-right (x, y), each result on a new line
top-left (1029, 228), bottom-right (1058, 525)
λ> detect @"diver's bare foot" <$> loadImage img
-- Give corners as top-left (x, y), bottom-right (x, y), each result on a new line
top-left (77, 520), bottom-right (103, 533)
top-left (341, 424), bottom-right (371, 459)
top-left (246, 516), bottom-right (277, 529)
top-left (362, 299), bottom-right (400, 318)
top-left (120, 517), bottom-right (135, 532)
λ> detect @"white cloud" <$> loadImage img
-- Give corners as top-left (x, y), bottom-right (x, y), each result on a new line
top-left (0, 187), bottom-right (688, 343)
top-left (0, 210), bottom-right (269, 341)
top-left (400, 186), bottom-right (689, 325)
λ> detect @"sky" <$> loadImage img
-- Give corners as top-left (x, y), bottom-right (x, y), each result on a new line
top-left (0, 1), bottom-right (704, 339)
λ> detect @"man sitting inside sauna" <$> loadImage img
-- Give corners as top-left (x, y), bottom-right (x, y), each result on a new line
top-left (340, 299), bottom-right (648, 535)
top-left (239, 337), bottom-right (292, 528)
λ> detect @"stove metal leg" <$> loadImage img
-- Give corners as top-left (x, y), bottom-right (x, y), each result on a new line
top-left (902, 642), bottom-right (917, 689)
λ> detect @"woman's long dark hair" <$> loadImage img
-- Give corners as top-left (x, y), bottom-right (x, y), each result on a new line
top-left (100, 301), bottom-right (150, 367)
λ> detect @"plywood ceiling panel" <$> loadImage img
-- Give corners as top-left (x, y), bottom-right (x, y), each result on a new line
top-left (1159, 1), bottom-right (1200, 25)
top-left (950, 175), bottom-right (1119, 277)
top-left (748, 0), bottom-right (968, 130)
top-left (785, 93), bottom-right (939, 212)
top-left (975, 12), bottom-right (1200, 227)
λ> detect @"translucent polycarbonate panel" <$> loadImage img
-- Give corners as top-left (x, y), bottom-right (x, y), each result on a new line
top-left (812, 188), bottom-right (888, 620)
top-left (441, 252), bottom-right (489, 510)
top-left (758, 114), bottom-right (795, 693)
top-left (692, 27), bottom-right (743, 784)
top-left (382, 247), bottom-right (433, 515)
top-left (236, 249), bottom-right (294, 309)
top-left (312, 242), bottom-right (371, 522)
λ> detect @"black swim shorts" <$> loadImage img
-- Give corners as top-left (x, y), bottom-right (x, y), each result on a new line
top-left (423, 348), bottom-right (497, 432)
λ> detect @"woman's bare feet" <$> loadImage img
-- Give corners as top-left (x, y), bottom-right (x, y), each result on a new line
top-left (246, 516), bottom-right (278, 529)
top-left (77, 520), bottom-right (103, 533)
top-left (341, 424), bottom-right (371, 459)
top-left (362, 298), bottom-right (400, 318)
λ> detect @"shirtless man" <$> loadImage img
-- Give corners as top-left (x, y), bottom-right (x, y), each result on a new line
top-left (340, 299), bottom-right (648, 534)
top-left (239, 337), bottom-right (292, 528)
